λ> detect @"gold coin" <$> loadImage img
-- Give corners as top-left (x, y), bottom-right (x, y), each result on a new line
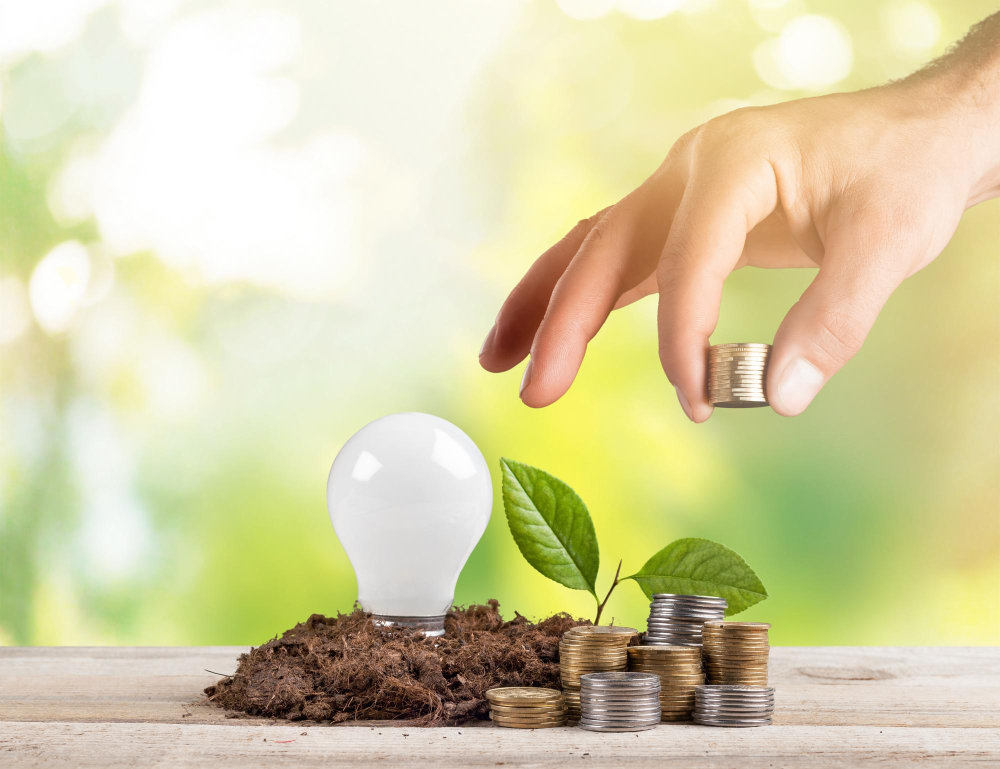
top-left (564, 626), bottom-right (638, 638)
top-left (703, 622), bottom-right (771, 630)
top-left (492, 720), bottom-right (565, 729)
top-left (490, 706), bottom-right (567, 717)
top-left (491, 714), bottom-right (567, 725)
top-left (486, 687), bottom-right (564, 704)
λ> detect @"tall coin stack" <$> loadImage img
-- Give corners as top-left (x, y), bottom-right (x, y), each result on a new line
top-left (693, 685), bottom-right (775, 727)
top-left (486, 687), bottom-right (567, 729)
top-left (701, 621), bottom-right (771, 686)
top-left (578, 672), bottom-right (662, 732)
top-left (643, 593), bottom-right (727, 646)
top-left (559, 626), bottom-right (637, 721)
top-left (708, 343), bottom-right (772, 408)
top-left (627, 645), bottom-right (705, 721)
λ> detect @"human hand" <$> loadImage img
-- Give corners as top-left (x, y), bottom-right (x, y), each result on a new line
top-left (478, 15), bottom-right (1000, 421)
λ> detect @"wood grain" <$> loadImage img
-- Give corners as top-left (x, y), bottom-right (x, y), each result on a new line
top-left (1, 647), bottom-right (998, 767)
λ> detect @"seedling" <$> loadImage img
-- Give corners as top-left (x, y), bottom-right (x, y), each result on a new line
top-left (499, 458), bottom-right (768, 624)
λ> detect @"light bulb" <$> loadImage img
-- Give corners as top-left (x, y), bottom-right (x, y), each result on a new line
top-left (326, 412), bottom-right (492, 636)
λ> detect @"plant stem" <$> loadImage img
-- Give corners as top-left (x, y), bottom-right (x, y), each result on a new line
top-left (593, 559), bottom-right (623, 625)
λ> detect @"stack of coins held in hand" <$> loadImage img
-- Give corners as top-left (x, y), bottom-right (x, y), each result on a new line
top-left (701, 621), bottom-right (771, 686)
top-left (643, 593), bottom-right (727, 646)
top-left (627, 645), bottom-right (705, 721)
top-left (559, 626), bottom-right (638, 721)
top-left (486, 687), bottom-right (567, 729)
top-left (708, 343), bottom-right (772, 408)
top-left (578, 672), bottom-right (662, 732)
top-left (693, 685), bottom-right (775, 727)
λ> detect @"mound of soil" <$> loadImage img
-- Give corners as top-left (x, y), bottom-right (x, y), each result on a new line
top-left (205, 600), bottom-right (589, 726)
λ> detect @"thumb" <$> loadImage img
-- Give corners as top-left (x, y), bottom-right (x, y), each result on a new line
top-left (768, 231), bottom-right (905, 417)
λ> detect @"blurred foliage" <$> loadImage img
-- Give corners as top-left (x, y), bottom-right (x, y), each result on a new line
top-left (1, 0), bottom-right (998, 646)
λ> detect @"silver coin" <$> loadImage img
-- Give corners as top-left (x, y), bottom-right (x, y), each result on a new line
top-left (582, 672), bottom-right (661, 686)
top-left (651, 595), bottom-right (727, 605)
top-left (582, 707), bottom-right (664, 717)
top-left (577, 722), bottom-right (659, 732)
top-left (693, 716), bottom-right (772, 728)
top-left (646, 615), bottom-right (705, 624)
top-left (696, 694), bottom-right (775, 701)
top-left (697, 685), bottom-right (774, 694)
top-left (695, 708), bottom-right (774, 719)
top-left (581, 695), bottom-right (662, 704)
top-left (579, 713), bottom-right (662, 723)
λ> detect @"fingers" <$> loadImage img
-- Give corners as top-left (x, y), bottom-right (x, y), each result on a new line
top-left (767, 217), bottom-right (907, 416)
top-left (657, 160), bottom-right (778, 422)
top-left (479, 210), bottom-right (606, 373)
top-left (517, 202), bottom-right (642, 407)
top-left (519, 181), bottom-right (674, 408)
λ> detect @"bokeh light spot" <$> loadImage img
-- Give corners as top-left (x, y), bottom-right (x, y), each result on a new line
top-left (880, 0), bottom-right (941, 54)
top-left (28, 241), bottom-right (91, 334)
top-left (753, 14), bottom-right (853, 90)
top-left (0, 277), bottom-right (32, 344)
top-left (616, 0), bottom-right (684, 20)
top-left (556, 0), bottom-right (616, 21)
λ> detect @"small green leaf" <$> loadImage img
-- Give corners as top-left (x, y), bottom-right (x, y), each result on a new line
top-left (499, 458), bottom-right (599, 597)
top-left (625, 538), bottom-right (767, 616)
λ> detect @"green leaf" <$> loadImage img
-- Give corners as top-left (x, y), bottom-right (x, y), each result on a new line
top-left (499, 458), bottom-right (599, 597)
top-left (625, 538), bottom-right (767, 616)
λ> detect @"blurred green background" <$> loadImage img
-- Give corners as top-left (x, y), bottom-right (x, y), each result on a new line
top-left (1, 0), bottom-right (998, 647)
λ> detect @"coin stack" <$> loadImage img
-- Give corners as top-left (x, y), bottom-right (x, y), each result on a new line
top-left (643, 593), bottom-right (727, 646)
top-left (708, 343), bottom-right (772, 408)
top-left (578, 672), bottom-right (662, 732)
top-left (693, 685), bottom-right (775, 727)
top-left (627, 645), bottom-right (705, 721)
top-left (701, 621), bottom-right (771, 686)
top-left (486, 687), bottom-right (567, 729)
top-left (559, 626), bottom-right (638, 721)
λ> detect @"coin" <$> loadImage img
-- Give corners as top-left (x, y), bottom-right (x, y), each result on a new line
top-left (493, 718), bottom-right (566, 729)
top-left (651, 593), bottom-right (727, 603)
top-left (577, 721), bottom-right (658, 732)
top-left (486, 687), bottom-right (563, 704)
top-left (564, 626), bottom-right (638, 639)
top-left (709, 343), bottom-right (771, 350)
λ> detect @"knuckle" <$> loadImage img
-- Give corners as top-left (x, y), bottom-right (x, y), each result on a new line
top-left (812, 305), bottom-right (867, 366)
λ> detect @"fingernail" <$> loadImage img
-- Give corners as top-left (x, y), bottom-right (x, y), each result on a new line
top-left (774, 357), bottom-right (825, 416)
top-left (520, 360), bottom-right (533, 397)
top-left (674, 386), bottom-right (693, 421)
top-left (479, 325), bottom-right (496, 358)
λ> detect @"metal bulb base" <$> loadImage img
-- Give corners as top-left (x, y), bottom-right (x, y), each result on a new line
top-left (373, 614), bottom-right (447, 636)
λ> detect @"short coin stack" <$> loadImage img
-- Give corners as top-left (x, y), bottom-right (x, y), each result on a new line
top-left (701, 621), bottom-right (771, 686)
top-left (708, 343), bottom-right (772, 408)
top-left (559, 626), bottom-right (637, 721)
top-left (578, 672), bottom-right (662, 732)
top-left (486, 687), bottom-right (567, 729)
top-left (643, 593), bottom-right (727, 646)
top-left (627, 645), bottom-right (704, 721)
top-left (693, 685), bottom-right (775, 727)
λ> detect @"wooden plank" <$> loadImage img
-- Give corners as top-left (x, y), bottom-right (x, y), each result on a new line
top-left (1, 722), bottom-right (997, 768)
top-left (1, 647), bottom-right (998, 728)
top-left (0, 647), bottom-right (997, 767)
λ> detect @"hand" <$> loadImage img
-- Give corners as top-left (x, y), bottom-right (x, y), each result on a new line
top-left (478, 15), bottom-right (1000, 421)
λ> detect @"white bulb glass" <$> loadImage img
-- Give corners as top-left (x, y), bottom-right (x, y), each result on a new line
top-left (326, 413), bottom-right (492, 635)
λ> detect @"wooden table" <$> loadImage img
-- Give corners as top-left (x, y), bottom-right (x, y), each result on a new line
top-left (1, 647), bottom-right (997, 767)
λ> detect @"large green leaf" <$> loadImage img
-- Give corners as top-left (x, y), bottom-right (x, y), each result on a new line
top-left (499, 458), bottom-right (599, 597)
top-left (625, 538), bottom-right (767, 616)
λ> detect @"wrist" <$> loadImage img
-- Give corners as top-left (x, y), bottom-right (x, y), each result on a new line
top-left (899, 24), bottom-right (1000, 205)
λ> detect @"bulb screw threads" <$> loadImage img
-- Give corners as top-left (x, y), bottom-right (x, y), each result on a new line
top-left (373, 614), bottom-right (447, 636)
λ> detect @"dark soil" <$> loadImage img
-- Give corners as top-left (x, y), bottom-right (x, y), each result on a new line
top-left (204, 600), bottom-right (589, 726)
